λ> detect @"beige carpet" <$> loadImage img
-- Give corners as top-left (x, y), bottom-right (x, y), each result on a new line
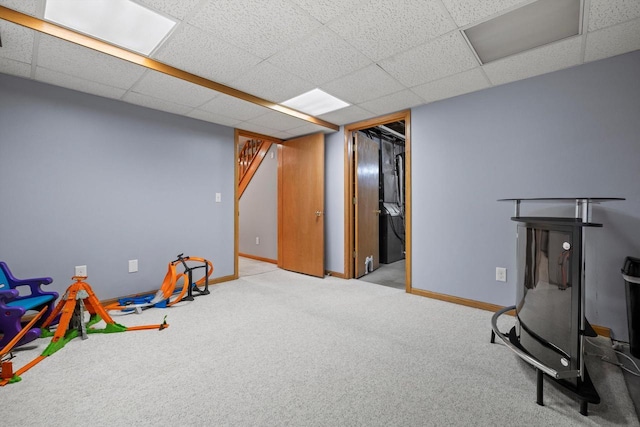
top-left (2, 267), bottom-right (637, 426)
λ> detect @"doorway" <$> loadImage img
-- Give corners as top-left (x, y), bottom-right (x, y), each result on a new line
top-left (235, 130), bottom-right (280, 278)
top-left (235, 130), bottom-right (327, 279)
top-left (344, 111), bottom-right (411, 291)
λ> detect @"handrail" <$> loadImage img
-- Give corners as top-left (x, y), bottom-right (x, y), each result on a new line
top-left (238, 139), bottom-right (273, 198)
top-left (491, 305), bottom-right (580, 380)
top-left (238, 139), bottom-right (262, 179)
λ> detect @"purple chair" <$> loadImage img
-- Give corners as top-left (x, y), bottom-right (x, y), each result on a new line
top-left (0, 262), bottom-right (58, 350)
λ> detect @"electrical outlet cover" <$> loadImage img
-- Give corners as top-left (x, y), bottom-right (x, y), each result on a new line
top-left (75, 265), bottom-right (87, 277)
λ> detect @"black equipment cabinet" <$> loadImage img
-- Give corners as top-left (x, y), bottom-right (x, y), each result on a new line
top-left (491, 198), bottom-right (624, 416)
top-left (380, 207), bottom-right (404, 264)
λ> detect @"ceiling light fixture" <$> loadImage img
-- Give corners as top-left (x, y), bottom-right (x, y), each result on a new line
top-left (44, 0), bottom-right (176, 55)
top-left (463, 0), bottom-right (582, 64)
top-left (281, 89), bottom-right (350, 116)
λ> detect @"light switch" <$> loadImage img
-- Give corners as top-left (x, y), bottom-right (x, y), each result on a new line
top-left (215, 193), bottom-right (221, 203)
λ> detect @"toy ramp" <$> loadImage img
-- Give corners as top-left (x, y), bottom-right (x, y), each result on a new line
top-left (105, 255), bottom-right (213, 313)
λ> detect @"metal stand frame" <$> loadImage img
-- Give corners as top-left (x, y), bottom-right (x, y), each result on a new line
top-left (493, 197), bottom-right (624, 415)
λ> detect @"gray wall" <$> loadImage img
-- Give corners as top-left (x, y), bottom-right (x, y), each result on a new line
top-left (411, 51), bottom-right (640, 341)
top-left (239, 143), bottom-right (278, 260)
top-left (0, 74), bottom-right (235, 300)
top-left (4, 51), bottom-right (637, 340)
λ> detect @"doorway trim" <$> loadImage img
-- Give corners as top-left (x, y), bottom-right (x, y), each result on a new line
top-left (343, 110), bottom-right (412, 291)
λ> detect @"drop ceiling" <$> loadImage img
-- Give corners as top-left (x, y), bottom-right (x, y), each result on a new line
top-left (1, 0), bottom-right (639, 140)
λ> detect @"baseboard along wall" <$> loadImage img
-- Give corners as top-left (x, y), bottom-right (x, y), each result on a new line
top-left (410, 288), bottom-right (611, 338)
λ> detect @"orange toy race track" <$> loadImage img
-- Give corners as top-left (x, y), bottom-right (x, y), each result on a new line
top-left (0, 276), bottom-right (168, 386)
top-left (105, 254), bottom-right (213, 313)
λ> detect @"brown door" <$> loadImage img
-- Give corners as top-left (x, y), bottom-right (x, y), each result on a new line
top-left (354, 132), bottom-right (380, 278)
top-left (279, 133), bottom-right (325, 277)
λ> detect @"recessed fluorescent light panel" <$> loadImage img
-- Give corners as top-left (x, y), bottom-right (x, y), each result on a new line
top-left (281, 89), bottom-right (350, 116)
top-left (463, 0), bottom-right (582, 64)
top-left (44, 0), bottom-right (176, 55)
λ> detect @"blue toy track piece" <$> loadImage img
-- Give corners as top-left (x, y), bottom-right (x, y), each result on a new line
top-left (118, 294), bottom-right (154, 312)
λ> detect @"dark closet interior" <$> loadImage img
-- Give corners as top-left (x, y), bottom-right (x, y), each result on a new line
top-left (360, 120), bottom-right (406, 266)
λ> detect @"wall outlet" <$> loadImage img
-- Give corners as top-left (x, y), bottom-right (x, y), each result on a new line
top-left (128, 259), bottom-right (138, 273)
top-left (256, 236), bottom-right (260, 245)
top-left (75, 265), bottom-right (87, 277)
top-left (496, 267), bottom-right (507, 282)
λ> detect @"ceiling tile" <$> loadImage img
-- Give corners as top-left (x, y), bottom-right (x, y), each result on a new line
top-left (318, 105), bottom-right (375, 126)
top-left (270, 130), bottom-right (296, 140)
top-left (321, 64), bottom-right (405, 104)
top-left (357, 89), bottom-right (424, 115)
top-left (131, 69), bottom-right (220, 108)
top-left (229, 61), bottom-right (315, 103)
top-left (187, 108), bottom-right (243, 128)
top-left (411, 68), bottom-right (490, 104)
top-left (585, 18), bottom-right (640, 63)
top-left (0, 0), bottom-right (39, 16)
top-left (440, 0), bottom-right (528, 27)
top-left (289, 0), bottom-right (366, 24)
top-left (236, 121), bottom-right (279, 137)
top-left (328, 0), bottom-right (456, 62)
top-left (588, 0), bottom-right (640, 32)
top-left (285, 122), bottom-right (332, 137)
top-left (35, 67), bottom-right (127, 99)
top-left (36, 35), bottom-right (147, 89)
top-left (135, 0), bottom-right (203, 20)
top-left (188, 0), bottom-right (321, 59)
top-left (0, 20), bottom-right (35, 63)
top-left (0, 57), bottom-right (31, 78)
top-left (483, 36), bottom-right (583, 85)
top-left (4, 0), bottom-right (637, 131)
top-left (199, 93), bottom-right (269, 122)
top-left (153, 24), bottom-right (262, 85)
top-left (378, 31), bottom-right (478, 87)
top-left (246, 110), bottom-right (310, 132)
top-left (122, 92), bottom-right (194, 116)
top-left (268, 27), bottom-right (372, 86)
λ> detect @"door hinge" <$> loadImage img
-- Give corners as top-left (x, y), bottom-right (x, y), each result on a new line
top-left (353, 251), bottom-right (357, 258)
top-left (353, 197), bottom-right (357, 205)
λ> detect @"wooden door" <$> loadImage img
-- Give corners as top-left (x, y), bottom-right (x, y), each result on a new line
top-left (355, 133), bottom-right (380, 278)
top-left (279, 133), bottom-right (325, 277)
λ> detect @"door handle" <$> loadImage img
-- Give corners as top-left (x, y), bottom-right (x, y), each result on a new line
top-left (315, 210), bottom-right (323, 217)
top-left (374, 210), bottom-right (381, 215)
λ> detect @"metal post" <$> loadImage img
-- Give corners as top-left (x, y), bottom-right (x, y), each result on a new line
top-left (514, 200), bottom-right (521, 218)
top-left (580, 400), bottom-right (588, 416)
top-left (575, 200), bottom-right (581, 219)
top-left (578, 199), bottom-right (588, 381)
top-left (536, 369), bottom-right (544, 406)
top-left (581, 199), bottom-right (590, 223)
